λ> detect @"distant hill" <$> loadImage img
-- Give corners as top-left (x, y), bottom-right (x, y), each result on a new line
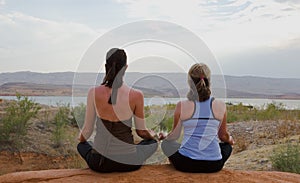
top-left (0, 82), bottom-right (72, 96)
top-left (0, 71), bottom-right (300, 99)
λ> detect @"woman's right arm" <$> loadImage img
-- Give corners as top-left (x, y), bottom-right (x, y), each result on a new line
top-left (218, 108), bottom-right (234, 145)
top-left (133, 90), bottom-right (156, 140)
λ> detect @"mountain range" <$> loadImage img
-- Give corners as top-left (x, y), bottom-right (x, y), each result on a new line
top-left (0, 71), bottom-right (299, 99)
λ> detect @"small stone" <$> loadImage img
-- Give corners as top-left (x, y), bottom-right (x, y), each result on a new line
top-left (246, 127), bottom-right (253, 131)
top-left (36, 123), bottom-right (45, 130)
top-left (259, 159), bottom-right (269, 164)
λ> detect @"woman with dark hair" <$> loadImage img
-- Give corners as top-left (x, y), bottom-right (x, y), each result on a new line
top-left (77, 48), bottom-right (158, 172)
top-left (161, 63), bottom-right (234, 173)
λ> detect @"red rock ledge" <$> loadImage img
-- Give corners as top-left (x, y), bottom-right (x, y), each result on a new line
top-left (0, 165), bottom-right (299, 183)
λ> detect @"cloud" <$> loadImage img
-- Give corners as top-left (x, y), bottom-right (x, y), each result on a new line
top-left (200, 0), bottom-right (252, 17)
top-left (0, 12), bottom-right (100, 72)
top-left (1, 0), bottom-right (299, 78)
top-left (220, 38), bottom-right (300, 78)
top-left (117, 0), bottom-right (300, 50)
top-left (274, 0), bottom-right (300, 4)
top-left (113, 0), bottom-right (300, 78)
top-left (115, 0), bottom-right (300, 57)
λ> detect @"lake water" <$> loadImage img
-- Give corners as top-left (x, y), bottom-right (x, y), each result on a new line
top-left (0, 96), bottom-right (299, 109)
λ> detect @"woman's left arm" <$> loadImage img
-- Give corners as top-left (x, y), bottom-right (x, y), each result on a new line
top-left (218, 108), bottom-right (235, 145)
top-left (78, 88), bottom-right (96, 142)
top-left (133, 90), bottom-right (157, 140)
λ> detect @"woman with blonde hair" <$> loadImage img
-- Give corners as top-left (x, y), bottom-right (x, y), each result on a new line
top-left (161, 63), bottom-right (234, 173)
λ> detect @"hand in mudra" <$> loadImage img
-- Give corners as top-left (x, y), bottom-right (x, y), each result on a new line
top-left (157, 131), bottom-right (167, 140)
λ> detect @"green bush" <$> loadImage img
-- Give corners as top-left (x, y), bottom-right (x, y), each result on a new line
top-left (226, 102), bottom-right (300, 122)
top-left (270, 142), bottom-right (300, 174)
top-left (0, 93), bottom-right (41, 148)
top-left (256, 103), bottom-right (279, 121)
top-left (160, 117), bottom-right (173, 132)
top-left (70, 103), bottom-right (86, 128)
top-left (226, 102), bottom-right (255, 122)
top-left (226, 112), bottom-right (238, 123)
top-left (52, 103), bottom-right (71, 148)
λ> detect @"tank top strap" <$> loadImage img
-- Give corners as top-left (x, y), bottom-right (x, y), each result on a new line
top-left (192, 97), bottom-right (214, 119)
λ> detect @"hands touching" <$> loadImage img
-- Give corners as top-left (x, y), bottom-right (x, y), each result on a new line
top-left (149, 130), bottom-right (167, 141)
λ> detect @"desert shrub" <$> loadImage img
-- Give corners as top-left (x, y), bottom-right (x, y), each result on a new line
top-left (52, 103), bottom-right (71, 148)
top-left (160, 116), bottom-right (173, 132)
top-left (282, 110), bottom-right (299, 121)
top-left (233, 136), bottom-right (250, 153)
top-left (270, 142), bottom-right (300, 174)
top-left (70, 103), bottom-right (86, 128)
top-left (146, 113), bottom-right (164, 131)
top-left (226, 112), bottom-right (238, 123)
top-left (144, 105), bottom-right (150, 118)
top-left (0, 93), bottom-right (40, 147)
top-left (256, 102), bottom-right (284, 121)
top-left (277, 121), bottom-right (296, 138)
top-left (144, 103), bottom-right (175, 133)
top-left (145, 105), bottom-right (167, 130)
top-left (226, 102), bottom-right (300, 123)
top-left (226, 103), bottom-right (255, 123)
top-left (165, 103), bottom-right (176, 111)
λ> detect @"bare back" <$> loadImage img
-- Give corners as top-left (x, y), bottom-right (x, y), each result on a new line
top-left (94, 84), bottom-right (140, 122)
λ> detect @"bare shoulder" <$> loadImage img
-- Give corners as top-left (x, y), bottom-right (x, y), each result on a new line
top-left (212, 99), bottom-right (226, 120)
top-left (176, 100), bottom-right (194, 120)
top-left (129, 88), bottom-right (144, 100)
top-left (88, 86), bottom-right (97, 96)
top-left (212, 99), bottom-right (226, 108)
top-left (178, 100), bottom-right (194, 109)
top-left (93, 85), bottom-right (105, 92)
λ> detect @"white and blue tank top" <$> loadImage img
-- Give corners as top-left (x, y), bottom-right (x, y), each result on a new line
top-left (178, 97), bottom-right (222, 161)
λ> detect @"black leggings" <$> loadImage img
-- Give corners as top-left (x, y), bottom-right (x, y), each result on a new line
top-left (161, 140), bottom-right (232, 173)
top-left (77, 139), bottom-right (158, 173)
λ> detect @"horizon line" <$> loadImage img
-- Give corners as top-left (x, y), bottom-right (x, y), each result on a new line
top-left (0, 70), bottom-right (300, 80)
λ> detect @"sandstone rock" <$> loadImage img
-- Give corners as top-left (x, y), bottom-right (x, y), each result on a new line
top-left (0, 165), bottom-right (300, 183)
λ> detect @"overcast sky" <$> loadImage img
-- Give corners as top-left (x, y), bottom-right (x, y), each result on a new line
top-left (0, 0), bottom-right (300, 78)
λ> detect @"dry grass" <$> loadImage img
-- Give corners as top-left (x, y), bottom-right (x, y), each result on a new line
top-left (277, 121), bottom-right (298, 138)
top-left (233, 136), bottom-right (250, 153)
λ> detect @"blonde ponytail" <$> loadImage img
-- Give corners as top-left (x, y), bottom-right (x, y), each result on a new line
top-left (187, 63), bottom-right (211, 102)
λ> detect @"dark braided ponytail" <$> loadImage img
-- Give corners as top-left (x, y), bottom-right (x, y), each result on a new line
top-left (101, 48), bottom-right (127, 104)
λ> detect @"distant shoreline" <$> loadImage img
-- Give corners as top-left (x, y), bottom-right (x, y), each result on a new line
top-left (1, 96), bottom-right (300, 110)
top-left (1, 93), bottom-right (300, 100)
